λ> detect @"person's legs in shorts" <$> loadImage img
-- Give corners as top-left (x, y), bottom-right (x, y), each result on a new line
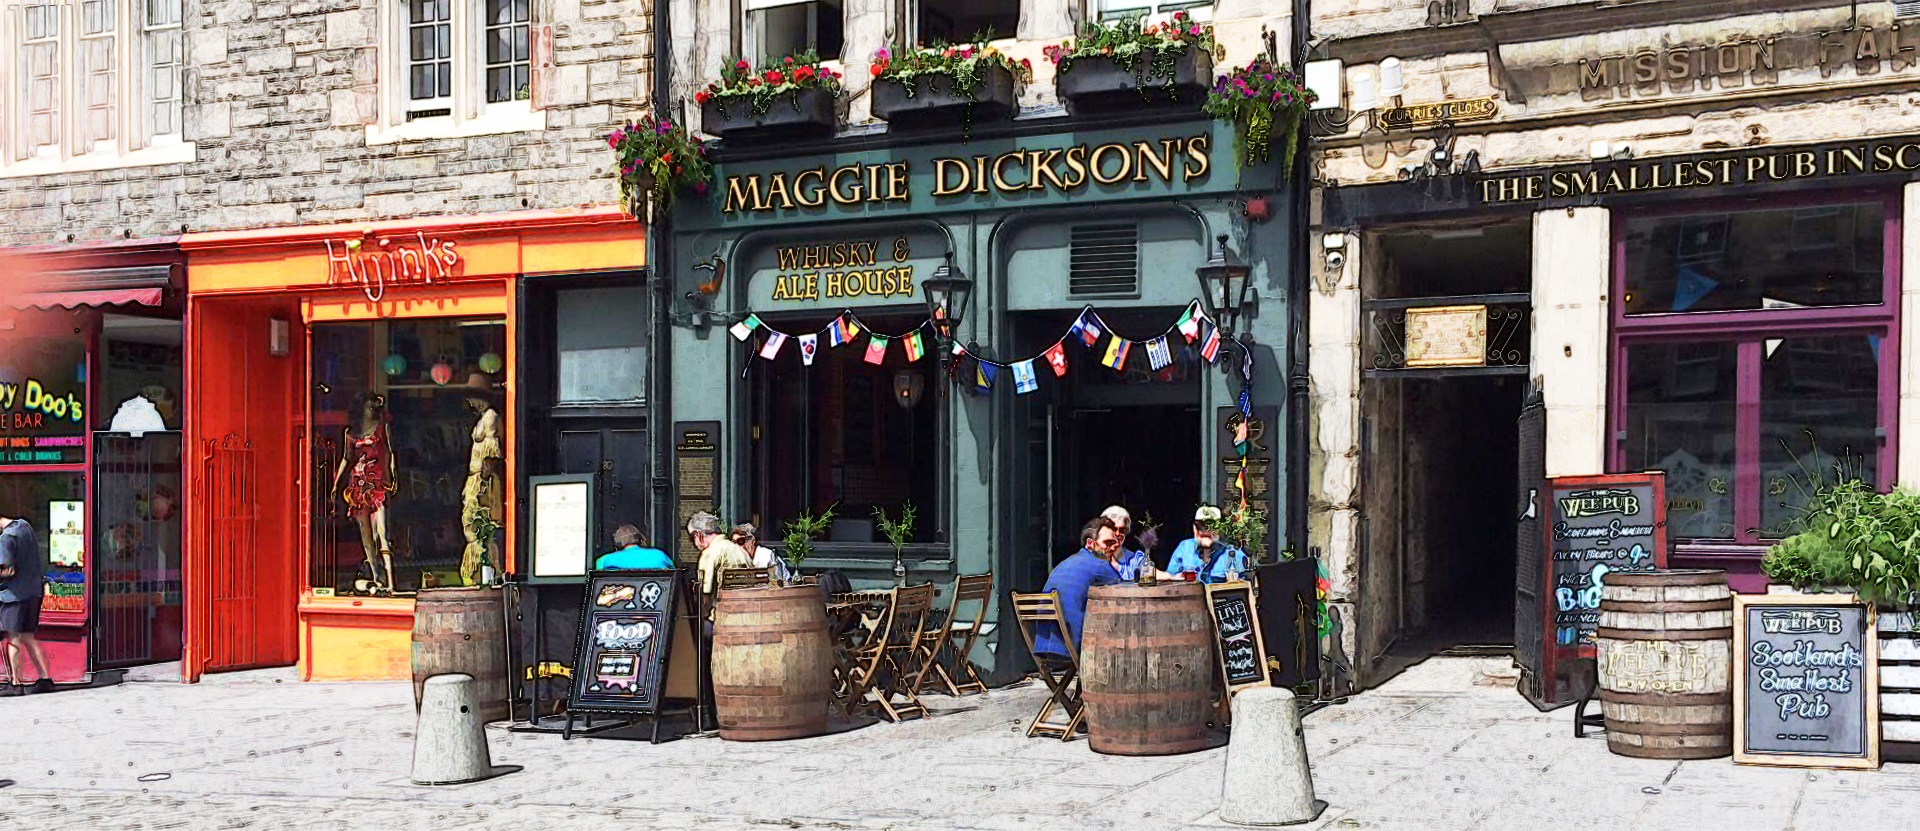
top-left (0, 600), bottom-right (51, 692)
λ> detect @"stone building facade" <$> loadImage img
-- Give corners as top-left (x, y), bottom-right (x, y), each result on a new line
top-left (1304, 0), bottom-right (1920, 695)
top-left (1, 0), bottom-right (653, 246)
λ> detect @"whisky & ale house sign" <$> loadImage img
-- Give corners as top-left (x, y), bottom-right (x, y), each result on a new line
top-left (1473, 136), bottom-right (1920, 208)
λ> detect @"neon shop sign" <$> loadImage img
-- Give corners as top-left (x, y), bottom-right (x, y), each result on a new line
top-left (322, 231), bottom-right (464, 301)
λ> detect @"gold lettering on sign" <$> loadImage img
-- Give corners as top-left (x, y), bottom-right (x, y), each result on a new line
top-left (1482, 139), bottom-right (1920, 205)
top-left (767, 237), bottom-right (918, 302)
top-left (323, 232), bottom-right (463, 302)
top-left (1377, 97), bottom-right (1498, 130)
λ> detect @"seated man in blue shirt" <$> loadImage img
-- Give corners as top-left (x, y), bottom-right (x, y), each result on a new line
top-left (1165, 506), bottom-right (1248, 584)
top-left (594, 524), bottom-right (675, 570)
top-left (1032, 517), bottom-right (1126, 658)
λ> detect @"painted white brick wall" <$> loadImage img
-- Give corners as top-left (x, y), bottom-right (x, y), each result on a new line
top-left (1309, 230), bottom-right (1361, 602)
top-left (1531, 206), bottom-right (1610, 478)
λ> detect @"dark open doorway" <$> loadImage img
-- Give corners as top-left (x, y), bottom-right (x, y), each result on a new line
top-left (1058, 404), bottom-right (1201, 566)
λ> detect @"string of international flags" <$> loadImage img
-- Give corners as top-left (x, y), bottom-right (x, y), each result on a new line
top-left (727, 301), bottom-right (1229, 393)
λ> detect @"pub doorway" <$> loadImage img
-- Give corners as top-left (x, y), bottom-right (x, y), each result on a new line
top-left (1357, 222), bottom-right (1532, 681)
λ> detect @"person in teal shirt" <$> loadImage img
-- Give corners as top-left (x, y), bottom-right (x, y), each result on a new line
top-left (595, 524), bottom-right (674, 570)
top-left (1164, 506), bottom-right (1247, 584)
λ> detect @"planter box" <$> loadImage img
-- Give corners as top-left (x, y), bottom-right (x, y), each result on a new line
top-left (700, 86), bottom-right (835, 142)
top-left (1880, 610), bottom-right (1920, 762)
top-left (871, 65), bottom-right (1018, 131)
top-left (1058, 48), bottom-right (1213, 116)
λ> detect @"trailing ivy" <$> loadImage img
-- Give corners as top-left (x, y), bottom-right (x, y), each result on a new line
top-left (697, 50), bottom-right (844, 120)
top-left (1045, 13), bottom-right (1217, 103)
top-left (871, 39), bottom-right (1032, 101)
top-left (1203, 57), bottom-right (1316, 175)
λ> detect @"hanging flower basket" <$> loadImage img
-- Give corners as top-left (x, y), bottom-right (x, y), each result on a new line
top-left (870, 44), bottom-right (1029, 131)
top-left (608, 114), bottom-right (712, 220)
top-left (1048, 15), bottom-right (1218, 116)
top-left (696, 51), bottom-right (844, 142)
top-left (1203, 56), bottom-right (1316, 175)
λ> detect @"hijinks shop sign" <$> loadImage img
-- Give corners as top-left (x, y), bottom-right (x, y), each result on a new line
top-left (321, 231), bottom-right (466, 302)
top-left (0, 339), bottom-right (87, 465)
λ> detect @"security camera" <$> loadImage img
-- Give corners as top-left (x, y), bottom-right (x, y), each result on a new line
top-left (1324, 249), bottom-right (1346, 273)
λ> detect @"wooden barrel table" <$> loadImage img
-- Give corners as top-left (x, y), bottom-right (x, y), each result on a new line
top-left (712, 584), bottom-right (833, 741)
top-left (412, 586), bottom-right (508, 723)
top-left (1595, 569), bottom-right (1733, 759)
top-left (1080, 582), bottom-right (1214, 756)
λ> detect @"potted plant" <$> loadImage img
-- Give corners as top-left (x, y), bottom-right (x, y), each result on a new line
top-left (1215, 503), bottom-right (1270, 564)
top-left (1203, 56), bottom-right (1316, 173)
top-left (780, 503), bottom-right (837, 579)
top-left (873, 501), bottom-right (917, 584)
top-left (607, 114), bottom-right (712, 220)
top-left (696, 50), bottom-right (844, 141)
top-left (1046, 14), bottom-right (1217, 115)
top-left (870, 42), bottom-right (1031, 132)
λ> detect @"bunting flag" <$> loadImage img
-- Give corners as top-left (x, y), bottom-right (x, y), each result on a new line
top-left (798, 333), bottom-right (819, 366)
top-left (826, 315), bottom-right (848, 346)
top-left (1101, 337), bottom-right (1131, 371)
top-left (759, 330), bottom-right (788, 360)
top-left (1200, 321), bottom-right (1222, 362)
top-left (975, 361), bottom-right (996, 392)
top-left (843, 317), bottom-right (862, 341)
top-left (1233, 416), bottom-right (1251, 455)
top-left (1077, 313), bottom-right (1102, 347)
top-left (1012, 360), bottom-right (1038, 394)
top-left (1146, 336), bottom-right (1172, 371)
top-left (865, 335), bottom-right (889, 365)
top-left (1177, 306), bottom-right (1200, 342)
top-left (730, 313), bottom-right (763, 342)
top-left (903, 331), bottom-right (926, 362)
top-left (1044, 342), bottom-right (1068, 377)
top-left (948, 342), bottom-right (969, 381)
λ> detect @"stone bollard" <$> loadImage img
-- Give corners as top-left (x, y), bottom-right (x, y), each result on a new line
top-left (411, 673), bottom-right (496, 786)
top-left (1220, 686), bottom-right (1323, 826)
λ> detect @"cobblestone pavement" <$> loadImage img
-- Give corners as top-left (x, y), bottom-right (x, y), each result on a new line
top-left (5, 657), bottom-right (1920, 830)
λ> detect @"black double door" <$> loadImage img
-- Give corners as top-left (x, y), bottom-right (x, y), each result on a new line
top-left (551, 418), bottom-right (650, 553)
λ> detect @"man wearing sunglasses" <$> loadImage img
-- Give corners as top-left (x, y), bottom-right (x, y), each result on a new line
top-left (1033, 516), bottom-right (1128, 657)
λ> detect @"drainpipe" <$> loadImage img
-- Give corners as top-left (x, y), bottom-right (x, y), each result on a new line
top-left (1286, 0), bottom-right (1311, 559)
top-left (651, 0), bottom-right (676, 546)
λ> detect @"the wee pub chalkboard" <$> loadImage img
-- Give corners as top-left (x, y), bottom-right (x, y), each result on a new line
top-left (1546, 473), bottom-right (1667, 656)
top-left (1206, 580), bottom-right (1270, 693)
top-left (1734, 594), bottom-right (1880, 769)
top-left (569, 570), bottom-right (684, 715)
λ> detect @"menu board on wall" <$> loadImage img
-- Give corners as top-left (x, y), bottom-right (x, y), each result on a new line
top-left (528, 474), bottom-right (595, 584)
top-left (1546, 473), bottom-right (1668, 655)
top-left (569, 570), bottom-right (683, 715)
top-left (674, 422), bottom-right (721, 565)
top-left (1734, 594), bottom-right (1879, 769)
top-left (0, 338), bottom-right (87, 465)
top-left (1206, 580), bottom-right (1270, 692)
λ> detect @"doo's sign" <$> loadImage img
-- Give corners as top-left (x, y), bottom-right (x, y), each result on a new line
top-left (0, 338), bottom-right (86, 465)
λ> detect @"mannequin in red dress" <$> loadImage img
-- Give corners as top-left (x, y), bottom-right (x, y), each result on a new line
top-left (332, 392), bottom-right (398, 594)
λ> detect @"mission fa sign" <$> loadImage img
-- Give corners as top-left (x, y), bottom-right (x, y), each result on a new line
top-left (721, 134), bottom-right (1214, 214)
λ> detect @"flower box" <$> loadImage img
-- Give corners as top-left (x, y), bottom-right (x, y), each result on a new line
top-left (701, 86), bottom-right (836, 142)
top-left (1059, 47), bottom-right (1213, 116)
top-left (871, 65), bottom-right (1018, 130)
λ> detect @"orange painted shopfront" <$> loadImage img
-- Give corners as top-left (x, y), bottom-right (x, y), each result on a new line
top-left (180, 208), bottom-right (645, 682)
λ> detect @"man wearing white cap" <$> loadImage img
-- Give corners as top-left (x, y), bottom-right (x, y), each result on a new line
top-left (1164, 505), bottom-right (1247, 584)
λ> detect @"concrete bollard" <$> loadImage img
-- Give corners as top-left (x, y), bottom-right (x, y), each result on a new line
top-left (1220, 686), bottom-right (1324, 826)
top-left (411, 673), bottom-right (496, 785)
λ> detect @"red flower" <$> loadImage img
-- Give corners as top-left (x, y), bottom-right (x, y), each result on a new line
top-left (767, 69), bottom-right (784, 84)
top-left (784, 56), bottom-right (794, 65)
top-left (695, 90), bottom-right (712, 104)
top-left (661, 151), bottom-right (674, 164)
top-left (795, 65), bottom-right (815, 81)
top-left (735, 59), bottom-right (749, 71)
top-left (870, 63), bottom-right (885, 77)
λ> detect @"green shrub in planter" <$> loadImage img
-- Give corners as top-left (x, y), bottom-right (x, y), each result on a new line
top-left (1763, 479), bottom-right (1920, 606)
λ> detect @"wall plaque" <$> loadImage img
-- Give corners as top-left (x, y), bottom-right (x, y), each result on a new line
top-left (673, 421), bottom-right (721, 564)
top-left (1378, 97), bottom-right (1498, 130)
top-left (1403, 305), bottom-right (1488, 368)
top-left (1735, 594), bottom-right (1879, 769)
top-left (528, 474), bottom-right (595, 584)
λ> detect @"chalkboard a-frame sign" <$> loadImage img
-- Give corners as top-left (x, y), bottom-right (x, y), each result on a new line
top-left (1733, 593), bottom-right (1880, 769)
top-left (569, 570), bottom-right (685, 716)
top-left (1207, 580), bottom-right (1271, 693)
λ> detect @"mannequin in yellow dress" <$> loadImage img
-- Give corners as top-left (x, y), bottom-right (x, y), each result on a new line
top-left (459, 390), bottom-right (503, 586)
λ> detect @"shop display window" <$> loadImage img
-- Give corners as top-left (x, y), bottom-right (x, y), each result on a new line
top-left (749, 314), bottom-right (942, 551)
top-left (1614, 195), bottom-right (1897, 547)
top-left (0, 473), bottom-right (87, 615)
top-left (309, 318), bottom-right (507, 596)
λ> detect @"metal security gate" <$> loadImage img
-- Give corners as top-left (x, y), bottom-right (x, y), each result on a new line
top-left (1513, 383), bottom-right (1553, 709)
top-left (197, 433), bottom-right (260, 671)
top-left (91, 432), bottom-right (186, 670)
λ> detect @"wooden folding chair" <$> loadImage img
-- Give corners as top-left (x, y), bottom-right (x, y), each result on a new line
top-left (719, 566), bottom-right (774, 590)
top-left (1011, 590), bottom-right (1084, 740)
top-left (840, 584), bottom-right (934, 722)
top-left (915, 572), bottom-right (993, 697)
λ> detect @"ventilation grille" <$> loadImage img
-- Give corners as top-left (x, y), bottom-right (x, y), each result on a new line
top-left (1068, 223), bottom-right (1140, 296)
top-left (1902, 0), bottom-right (1920, 18)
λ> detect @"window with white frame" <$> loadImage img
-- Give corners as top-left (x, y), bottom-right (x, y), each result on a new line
top-left (1093, 0), bottom-right (1212, 23)
top-left (1, 0), bottom-right (187, 174)
top-left (375, 0), bottom-right (539, 141)
top-left (744, 0), bottom-right (843, 64)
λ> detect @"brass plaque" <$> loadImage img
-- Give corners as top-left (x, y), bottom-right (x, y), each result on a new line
top-left (1404, 305), bottom-right (1488, 368)
top-left (1378, 97), bottom-right (1498, 130)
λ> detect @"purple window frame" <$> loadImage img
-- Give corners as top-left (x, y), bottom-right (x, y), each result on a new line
top-left (1607, 190), bottom-right (1903, 580)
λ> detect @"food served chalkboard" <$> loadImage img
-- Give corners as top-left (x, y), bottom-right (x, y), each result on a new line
top-left (1547, 473), bottom-right (1667, 655)
top-left (1734, 594), bottom-right (1879, 769)
top-left (569, 570), bottom-right (684, 715)
top-left (1206, 580), bottom-right (1270, 692)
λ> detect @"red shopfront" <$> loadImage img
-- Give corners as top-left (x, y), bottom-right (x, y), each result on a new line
top-left (0, 241), bottom-right (187, 685)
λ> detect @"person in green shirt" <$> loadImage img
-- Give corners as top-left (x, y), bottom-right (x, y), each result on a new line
top-left (594, 524), bottom-right (674, 571)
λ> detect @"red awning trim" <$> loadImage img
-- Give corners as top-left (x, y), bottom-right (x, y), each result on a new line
top-left (5, 286), bottom-right (166, 311)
